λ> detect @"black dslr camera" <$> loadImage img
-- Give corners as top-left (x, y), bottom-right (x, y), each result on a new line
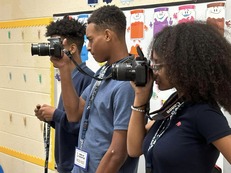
top-left (31, 37), bottom-right (63, 58)
top-left (111, 46), bottom-right (150, 86)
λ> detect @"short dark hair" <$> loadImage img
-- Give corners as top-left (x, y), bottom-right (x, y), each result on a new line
top-left (150, 21), bottom-right (231, 113)
top-left (87, 5), bottom-right (126, 36)
top-left (46, 15), bottom-right (86, 52)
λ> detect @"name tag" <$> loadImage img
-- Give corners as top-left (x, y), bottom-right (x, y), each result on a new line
top-left (74, 147), bottom-right (89, 171)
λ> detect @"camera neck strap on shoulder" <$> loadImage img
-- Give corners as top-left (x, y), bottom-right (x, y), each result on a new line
top-left (147, 92), bottom-right (185, 121)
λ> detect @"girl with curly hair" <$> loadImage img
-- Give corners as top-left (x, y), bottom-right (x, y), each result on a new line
top-left (127, 21), bottom-right (231, 173)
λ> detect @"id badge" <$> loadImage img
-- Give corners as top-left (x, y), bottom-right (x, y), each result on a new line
top-left (74, 147), bottom-right (89, 171)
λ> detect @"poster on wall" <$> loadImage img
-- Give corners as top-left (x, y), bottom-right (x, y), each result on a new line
top-left (53, 0), bottom-right (227, 110)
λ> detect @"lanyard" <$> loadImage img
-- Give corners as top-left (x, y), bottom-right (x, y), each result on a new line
top-left (145, 92), bottom-right (185, 172)
top-left (148, 115), bottom-right (173, 152)
top-left (80, 65), bottom-right (109, 149)
top-left (43, 122), bottom-right (50, 173)
top-left (86, 65), bottom-right (108, 113)
top-left (145, 116), bottom-right (172, 173)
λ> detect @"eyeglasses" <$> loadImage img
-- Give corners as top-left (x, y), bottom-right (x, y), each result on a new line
top-left (150, 63), bottom-right (164, 72)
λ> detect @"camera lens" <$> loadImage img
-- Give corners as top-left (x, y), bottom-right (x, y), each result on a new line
top-left (112, 63), bottom-right (135, 81)
top-left (31, 43), bottom-right (50, 56)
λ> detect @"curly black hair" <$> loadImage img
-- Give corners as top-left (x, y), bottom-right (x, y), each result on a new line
top-left (87, 5), bottom-right (126, 37)
top-left (150, 21), bottom-right (231, 113)
top-left (46, 15), bottom-right (86, 52)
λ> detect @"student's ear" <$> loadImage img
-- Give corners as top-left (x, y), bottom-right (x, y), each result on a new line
top-left (69, 43), bottom-right (79, 55)
top-left (104, 29), bottom-right (112, 41)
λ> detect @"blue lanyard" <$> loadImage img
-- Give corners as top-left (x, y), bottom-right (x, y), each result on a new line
top-left (80, 65), bottom-right (109, 148)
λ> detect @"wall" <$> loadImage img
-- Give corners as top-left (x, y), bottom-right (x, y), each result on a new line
top-left (0, 0), bottom-right (230, 173)
top-left (0, 18), bottom-right (55, 173)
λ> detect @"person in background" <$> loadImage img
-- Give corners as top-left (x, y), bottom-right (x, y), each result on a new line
top-left (34, 15), bottom-right (94, 173)
top-left (49, 5), bottom-right (139, 173)
top-left (127, 21), bottom-right (231, 173)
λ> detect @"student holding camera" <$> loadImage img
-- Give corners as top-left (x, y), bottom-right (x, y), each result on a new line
top-left (49, 5), bottom-right (139, 173)
top-left (34, 16), bottom-right (94, 173)
top-left (127, 21), bottom-right (231, 173)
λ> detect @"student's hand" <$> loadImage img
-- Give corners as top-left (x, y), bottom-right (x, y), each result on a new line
top-left (130, 69), bottom-right (154, 105)
top-left (34, 104), bottom-right (55, 122)
top-left (50, 38), bottom-right (72, 69)
top-left (34, 104), bottom-right (45, 121)
top-left (38, 104), bottom-right (56, 122)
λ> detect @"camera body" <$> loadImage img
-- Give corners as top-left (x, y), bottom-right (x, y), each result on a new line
top-left (112, 46), bottom-right (150, 86)
top-left (31, 37), bottom-right (63, 58)
top-left (112, 57), bottom-right (149, 86)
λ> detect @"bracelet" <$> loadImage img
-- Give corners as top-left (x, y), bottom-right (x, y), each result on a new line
top-left (132, 103), bottom-right (147, 108)
top-left (131, 105), bottom-right (146, 113)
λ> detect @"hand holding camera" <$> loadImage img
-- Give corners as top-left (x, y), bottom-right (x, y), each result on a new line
top-left (31, 38), bottom-right (72, 69)
top-left (31, 37), bottom-right (63, 58)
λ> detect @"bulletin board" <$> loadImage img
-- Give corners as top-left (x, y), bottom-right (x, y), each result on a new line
top-left (53, 0), bottom-right (227, 111)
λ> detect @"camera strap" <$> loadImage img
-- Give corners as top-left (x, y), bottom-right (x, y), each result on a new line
top-left (63, 50), bottom-right (105, 81)
top-left (64, 49), bottom-right (134, 81)
top-left (147, 92), bottom-right (185, 120)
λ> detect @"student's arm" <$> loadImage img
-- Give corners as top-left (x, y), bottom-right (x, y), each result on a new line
top-left (127, 73), bottom-right (154, 157)
top-left (58, 64), bottom-right (85, 122)
top-left (213, 135), bottom-right (231, 164)
top-left (95, 130), bottom-right (128, 173)
top-left (127, 98), bottom-right (147, 157)
top-left (50, 51), bottom-right (85, 122)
